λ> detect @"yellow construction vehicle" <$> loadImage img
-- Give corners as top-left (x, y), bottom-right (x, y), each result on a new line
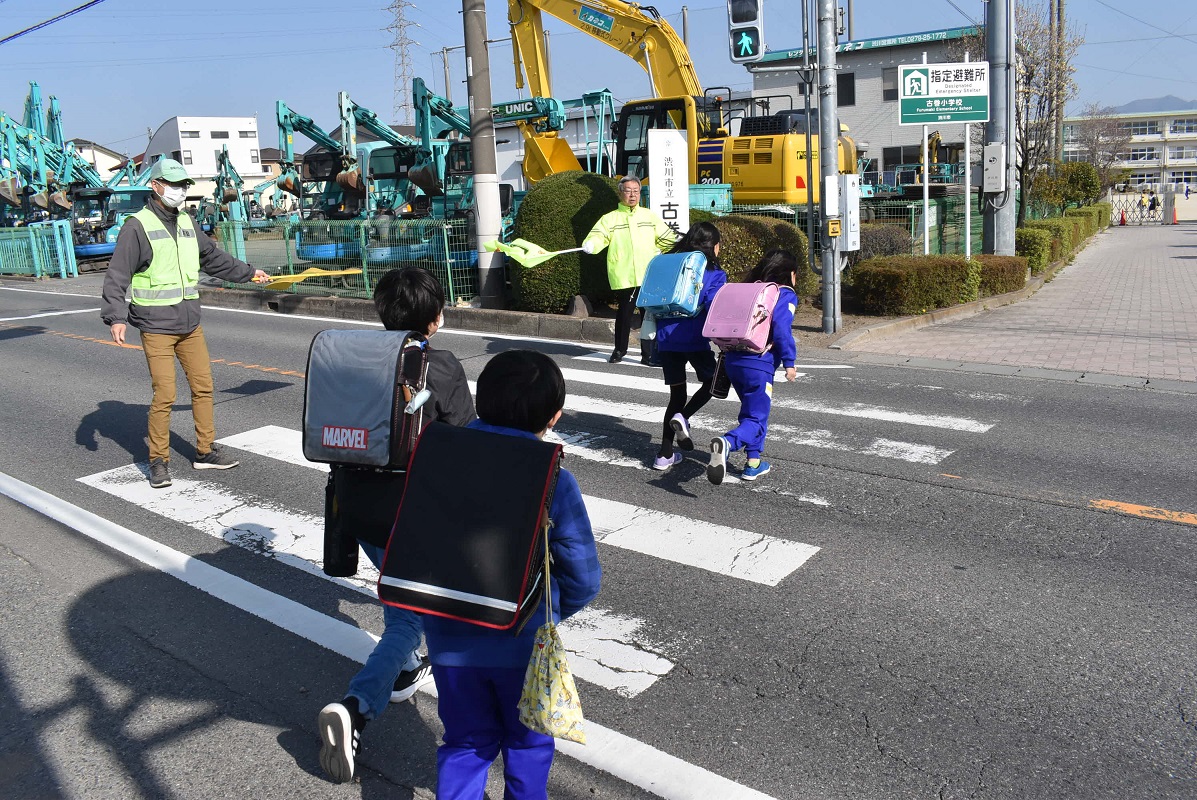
top-left (506, 0), bottom-right (857, 203)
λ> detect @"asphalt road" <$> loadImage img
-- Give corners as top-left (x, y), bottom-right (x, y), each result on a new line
top-left (1, 281), bottom-right (1194, 799)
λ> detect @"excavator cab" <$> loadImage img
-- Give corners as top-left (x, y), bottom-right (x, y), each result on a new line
top-left (613, 96), bottom-right (694, 180)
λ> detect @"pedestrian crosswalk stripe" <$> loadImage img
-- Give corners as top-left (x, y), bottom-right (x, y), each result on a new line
top-left (76, 458), bottom-right (679, 699)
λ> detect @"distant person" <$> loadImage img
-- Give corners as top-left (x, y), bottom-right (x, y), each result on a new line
top-left (582, 176), bottom-right (678, 363)
top-left (651, 221), bottom-right (727, 470)
top-left (100, 158), bottom-right (269, 489)
top-left (421, 350), bottom-right (601, 798)
top-left (708, 249), bottom-right (800, 486)
top-left (1148, 190), bottom-right (1159, 217)
top-left (1186, 185), bottom-right (1191, 201)
top-left (318, 268), bottom-right (476, 784)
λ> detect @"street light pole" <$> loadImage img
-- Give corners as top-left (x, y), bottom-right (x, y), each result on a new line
top-left (462, 0), bottom-right (504, 308)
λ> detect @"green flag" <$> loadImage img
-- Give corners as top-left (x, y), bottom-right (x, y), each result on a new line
top-left (484, 238), bottom-right (583, 269)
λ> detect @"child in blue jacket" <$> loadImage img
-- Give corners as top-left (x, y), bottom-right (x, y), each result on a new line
top-left (423, 350), bottom-right (602, 799)
top-left (652, 221), bottom-right (728, 469)
top-left (707, 248), bottom-right (799, 485)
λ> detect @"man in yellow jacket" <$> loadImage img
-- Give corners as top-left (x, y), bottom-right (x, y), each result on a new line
top-left (582, 176), bottom-right (677, 363)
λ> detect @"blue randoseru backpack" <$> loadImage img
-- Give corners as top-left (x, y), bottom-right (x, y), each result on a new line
top-left (636, 251), bottom-right (707, 318)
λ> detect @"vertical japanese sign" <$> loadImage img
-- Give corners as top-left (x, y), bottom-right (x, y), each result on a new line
top-left (647, 128), bottom-right (689, 234)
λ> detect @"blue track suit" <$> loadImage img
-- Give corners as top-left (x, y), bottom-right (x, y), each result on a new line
top-left (722, 286), bottom-right (798, 459)
top-left (422, 419), bottom-right (602, 800)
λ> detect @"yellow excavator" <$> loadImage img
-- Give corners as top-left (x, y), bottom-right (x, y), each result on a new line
top-left (506, 0), bottom-right (857, 204)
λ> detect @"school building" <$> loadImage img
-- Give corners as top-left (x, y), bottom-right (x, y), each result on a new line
top-left (1063, 108), bottom-right (1197, 191)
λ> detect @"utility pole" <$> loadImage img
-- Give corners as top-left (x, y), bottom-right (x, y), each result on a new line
top-left (462, 0), bottom-right (504, 308)
top-left (983, 0), bottom-right (1015, 255)
top-left (817, 0), bottom-right (842, 332)
top-left (1055, 0), bottom-right (1065, 161)
top-left (682, 5), bottom-right (689, 48)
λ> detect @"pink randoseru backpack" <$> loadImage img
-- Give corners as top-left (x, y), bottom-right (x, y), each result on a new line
top-left (701, 282), bottom-right (780, 353)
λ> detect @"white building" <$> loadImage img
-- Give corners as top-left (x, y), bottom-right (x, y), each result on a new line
top-left (1063, 108), bottom-right (1197, 190)
top-left (67, 139), bottom-right (126, 182)
top-left (144, 116), bottom-right (266, 201)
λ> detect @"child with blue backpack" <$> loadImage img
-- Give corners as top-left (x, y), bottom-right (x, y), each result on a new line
top-left (652, 221), bottom-right (728, 469)
top-left (707, 248), bottom-right (799, 485)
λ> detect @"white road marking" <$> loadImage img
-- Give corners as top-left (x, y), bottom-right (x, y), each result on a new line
top-left (220, 426), bottom-right (818, 586)
top-left (562, 608), bottom-right (676, 698)
top-left (2, 471), bottom-right (776, 800)
top-left (546, 427), bottom-right (646, 468)
top-left (766, 423), bottom-right (955, 466)
top-left (0, 286), bottom-right (98, 299)
top-left (587, 496), bottom-right (820, 587)
top-left (0, 307), bottom-right (100, 322)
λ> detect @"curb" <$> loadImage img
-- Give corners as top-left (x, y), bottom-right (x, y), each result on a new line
top-left (198, 286), bottom-right (617, 344)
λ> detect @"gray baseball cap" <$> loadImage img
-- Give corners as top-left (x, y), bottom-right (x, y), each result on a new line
top-left (148, 158), bottom-right (195, 185)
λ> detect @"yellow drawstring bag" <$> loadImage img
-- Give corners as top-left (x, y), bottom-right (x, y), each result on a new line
top-left (517, 521), bottom-right (586, 744)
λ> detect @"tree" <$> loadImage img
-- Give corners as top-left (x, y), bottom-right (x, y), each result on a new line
top-left (1066, 102), bottom-right (1132, 194)
top-left (1060, 162), bottom-right (1101, 207)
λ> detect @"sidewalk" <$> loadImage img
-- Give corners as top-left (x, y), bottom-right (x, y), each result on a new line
top-left (839, 224), bottom-right (1197, 386)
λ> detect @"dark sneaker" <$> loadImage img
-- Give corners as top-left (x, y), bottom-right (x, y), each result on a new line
top-left (148, 458), bottom-right (172, 489)
top-left (707, 437), bottom-right (728, 486)
top-left (318, 698), bottom-right (365, 783)
top-left (741, 459), bottom-right (772, 481)
top-left (192, 444), bottom-right (240, 470)
top-left (669, 413), bottom-right (694, 451)
top-left (608, 350), bottom-right (625, 364)
top-left (390, 655), bottom-right (434, 703)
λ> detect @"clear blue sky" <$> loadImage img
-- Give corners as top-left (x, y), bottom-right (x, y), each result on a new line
top-left (1, 0), bottom-right (1194, 159)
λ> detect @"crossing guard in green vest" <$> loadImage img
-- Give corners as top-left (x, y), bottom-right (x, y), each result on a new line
top-left (100, 158), bottom-right (271, 488)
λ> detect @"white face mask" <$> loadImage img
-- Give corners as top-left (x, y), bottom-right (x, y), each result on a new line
top-left (157, 184), bottom-right (187, 209)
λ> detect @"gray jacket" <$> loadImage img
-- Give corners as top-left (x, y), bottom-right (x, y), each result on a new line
top-left (100, 196), bottom-right (255, 334)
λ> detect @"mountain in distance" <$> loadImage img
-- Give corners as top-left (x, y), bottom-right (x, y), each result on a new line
top-left (1114, 96), bottom-right (1197, 114)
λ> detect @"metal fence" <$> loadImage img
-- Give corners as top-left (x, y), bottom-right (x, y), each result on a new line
top-left (729, 193), bottom-right (984, 258)
top-left (216, 217), bottom-right (478, 303)
top-left (0, 220), bottom-right (78, 278)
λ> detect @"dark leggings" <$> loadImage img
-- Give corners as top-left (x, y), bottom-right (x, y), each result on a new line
top-left (613, 287), bottom-right (641, 354)
top-left (659, 381), bottom-right (714, 457)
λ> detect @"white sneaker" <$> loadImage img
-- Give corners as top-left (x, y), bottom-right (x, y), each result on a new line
top-left (707, 437), bottom-right (728, 485)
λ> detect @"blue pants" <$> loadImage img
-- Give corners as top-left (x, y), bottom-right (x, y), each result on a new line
top-left (346, 542), bottom-right (423, 720)
top-left (723, 363), bottom-right (773, 460)
top-left (432, 664), bottom-right (555, 800)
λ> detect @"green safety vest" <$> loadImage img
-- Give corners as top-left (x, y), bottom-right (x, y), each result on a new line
top-left (130, 207), bottom-right (200, 306)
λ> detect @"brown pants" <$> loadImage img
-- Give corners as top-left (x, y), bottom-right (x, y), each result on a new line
top-left (141, 325), bottom-right (215, 462)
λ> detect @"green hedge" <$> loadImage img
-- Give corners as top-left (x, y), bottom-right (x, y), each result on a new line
top-left (1015, 228), bottom-right (1053, 274)
top-left (709, 214), bottom-right (813, 295)
top-left (510, 171), bottom-right (621, 312)
top-left (1024, 218), bottom-right (1074, 259)
top-left (975, 254), bottom-right (1027, 296)
top-left (848, 255), bottom-right (973, 315)
top-left (1064, 207), bottom-right (1097, 239)
top-left (1089, 202), bottom-right (1112, 228)
top-left (846, 223), bottom-right (915, 269)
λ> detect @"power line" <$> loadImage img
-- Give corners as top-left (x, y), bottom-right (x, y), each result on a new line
top-left (0, 0), bottom-right (110, 46)
top-left (1091, 0), bottom-right (1197, 47)
top-left (944, 0), bottom-right (981, 28)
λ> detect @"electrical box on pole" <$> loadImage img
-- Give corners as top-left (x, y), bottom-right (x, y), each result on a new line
top-left (727, 0), bottom-right (764, 64)
top-left (983, 143), bottom-right (1006, 192)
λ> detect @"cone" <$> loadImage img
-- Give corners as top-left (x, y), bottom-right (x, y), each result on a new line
top-left (1173, 207), bottom-right (1179, 225)
top-left (1120, 209), bottom-right (1126, 226)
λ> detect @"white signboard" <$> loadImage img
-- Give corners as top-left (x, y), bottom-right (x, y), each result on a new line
top-left (899, 61), bottom-right (990, 125)
top-left (647, 128), bottom-right (689, 234)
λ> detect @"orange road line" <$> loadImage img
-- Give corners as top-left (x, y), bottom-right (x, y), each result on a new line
top-left (4, 323), bottom-right (304, 378)
top-left (1090, 499), bottom-right (1197, 527)
top-left (940, 473), bottom-right (963, 479)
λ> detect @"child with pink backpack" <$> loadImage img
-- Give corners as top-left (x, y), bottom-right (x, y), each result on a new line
top-left (704, 248), bottom-right (799, 484)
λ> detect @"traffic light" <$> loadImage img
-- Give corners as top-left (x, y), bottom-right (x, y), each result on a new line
top-left (727, 0), bottom-right (764, 64)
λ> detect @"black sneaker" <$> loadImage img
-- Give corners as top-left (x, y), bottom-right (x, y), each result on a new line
top-left (390, 655), bottom-right (434, 703)
top-left (192, 444), bottom-right (240, 470)
top-left (608, 349), bottom-right (625, 364)
top-left (148, 458), bottom-right (172, 489)
top-left (318, 698), bottom-right (365, 783)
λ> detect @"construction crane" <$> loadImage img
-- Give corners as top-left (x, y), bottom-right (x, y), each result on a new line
top-left (505, 0), bottom-right (857, 204)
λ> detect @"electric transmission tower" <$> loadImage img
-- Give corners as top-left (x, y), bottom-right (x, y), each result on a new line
top-left (386, 0), bottom-right (417, 125)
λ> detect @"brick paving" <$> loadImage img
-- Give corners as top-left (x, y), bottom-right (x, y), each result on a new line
top-left (849, 224), bottom-right (1197, 383)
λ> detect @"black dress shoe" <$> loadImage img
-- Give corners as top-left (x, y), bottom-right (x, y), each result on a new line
top-left (608, 350), bottom-right (625, 364)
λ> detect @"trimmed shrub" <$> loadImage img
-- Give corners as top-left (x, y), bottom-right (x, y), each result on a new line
top-left (1025, 218), bottom-right (1074, 258)
top-left (510, 171), bottom-right (620, 312)
top-left (1066, 206), bottom-right (1100, 238)
top-left (847, 255), bottom-right (971, 315)
top-left (846, 223), bottom-right (915, 268)
top-left (1089, 202), bottom-right (1112, 228)
top-left (1016, 227), bottom-right (1053, 274)
top-left (710, 214), bottom-right (813, 295)
top-left (975, 254), bottom-right (1027, 296)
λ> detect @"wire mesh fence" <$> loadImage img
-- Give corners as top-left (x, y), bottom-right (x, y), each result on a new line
top-left (216, 217), bottom-right (478, 303)
top-left (729, 192), bottom-right (984, 258)
top-left (0, 220), bottom-right (77, 277)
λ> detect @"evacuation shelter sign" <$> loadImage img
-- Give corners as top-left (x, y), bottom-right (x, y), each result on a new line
top-left (899, 62), bottom-right (990, 125)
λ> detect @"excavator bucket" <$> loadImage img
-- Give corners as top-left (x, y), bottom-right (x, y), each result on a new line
top-left (520, 132), bottom-right (583, 185)
top-left (32, 191), bottom-right (50, 209)
top-left (335, 168), bottom-right (366, 195)
top-left (221, 188), bottom-right (239, 203)
top-left (0, 177), bottom-right (22, 205)
top-left (277, 174), bottom-right (302, 198)
top-left (408, 163), bottom-right (444, 198)
top-left (49, 190), bottom-right (71, 210)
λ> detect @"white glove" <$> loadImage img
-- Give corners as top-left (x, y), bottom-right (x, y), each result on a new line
top-left (581, 240), bottom-right (596, 255)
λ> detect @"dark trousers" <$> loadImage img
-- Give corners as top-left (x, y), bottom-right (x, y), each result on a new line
top-left (613, 287), bottom-right (641, 355)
